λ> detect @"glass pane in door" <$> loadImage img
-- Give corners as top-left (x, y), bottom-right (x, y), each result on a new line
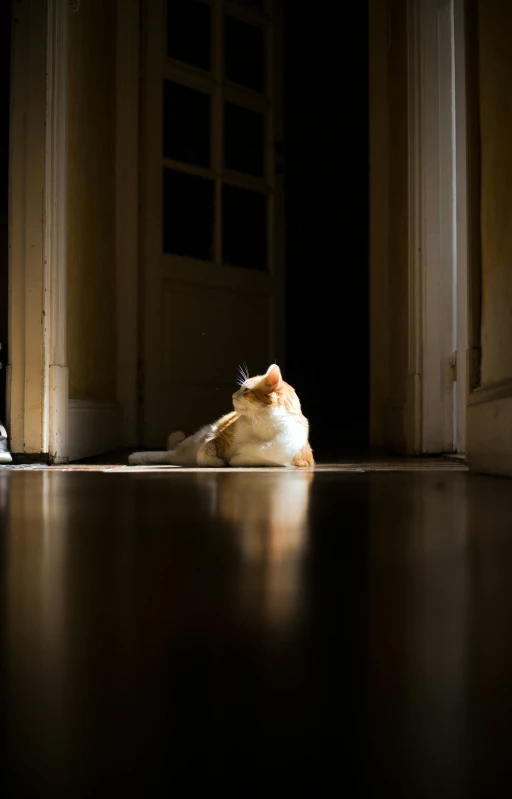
top-left (222, 184), bottom-right (266, 270)
top-left (167, 0), bottom-right (212, 72)
top-left (224, 102), bottom-right (264, 177)
top-left (163, 169), bottom-right (214, 260)
top-left (163, 81), bottom-right (211, 167)
top-left (224, 15), bottom-right (265, 93)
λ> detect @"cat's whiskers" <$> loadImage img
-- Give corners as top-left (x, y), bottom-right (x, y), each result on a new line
top-left (236, 363), bottom-right (249, 388)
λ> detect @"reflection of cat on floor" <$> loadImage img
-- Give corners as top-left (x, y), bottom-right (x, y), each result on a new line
top-left (129, 364), bottom-right (314, 468)
top-left (196, 469), bottom-right (313, 627)
top-left (213, 470), bottom-right (313, 558)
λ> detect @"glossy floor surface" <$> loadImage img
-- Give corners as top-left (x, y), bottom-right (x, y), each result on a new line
top-left (0, 465), bottom-right (511, 796)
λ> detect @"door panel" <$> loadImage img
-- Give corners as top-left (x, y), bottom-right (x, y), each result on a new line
top-left (140, 0), bottom-right (282, 446)
top-left (155, 282), bottom-right (271, 438)
top-left (162, 284), bottom-right (271, 386)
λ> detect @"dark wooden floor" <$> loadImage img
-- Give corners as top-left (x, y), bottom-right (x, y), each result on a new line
top-left (0, 466), bottom-right (511, 796)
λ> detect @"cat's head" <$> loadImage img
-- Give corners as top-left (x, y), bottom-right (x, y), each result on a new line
top-left (232, 364), bottom-right (302, 416)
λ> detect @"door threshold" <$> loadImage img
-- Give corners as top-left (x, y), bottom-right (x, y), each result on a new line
top-left (443, 453), bottom-right (467, 463)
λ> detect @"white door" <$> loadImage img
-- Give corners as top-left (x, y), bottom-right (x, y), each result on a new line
top-left (139, 0), bottom-right (284, 446)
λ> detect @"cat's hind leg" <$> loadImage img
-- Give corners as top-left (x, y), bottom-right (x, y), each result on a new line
top-left (197, 440), bottom-right (226, 467)
top-left (167, 430), bottom-right (185, 450)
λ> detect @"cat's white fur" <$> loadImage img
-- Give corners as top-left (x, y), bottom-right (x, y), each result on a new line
top-left (224, 408), bottom-right (307, 467)
top-left (129, 364), bottom-right (310, 468)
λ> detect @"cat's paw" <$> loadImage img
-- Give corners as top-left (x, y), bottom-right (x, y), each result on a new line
top-left (197, 453), bottom-right (225, 467)
top-left (227, 454), bottom-right (250, 467)
top-left (128, 452), bottom-right (144, 465)
top-left (167, 430), bottom-right (185, 449)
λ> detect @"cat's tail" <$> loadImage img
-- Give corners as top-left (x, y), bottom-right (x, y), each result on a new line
top-left (167, 430), bottom-right (185, 450)
top-left (129, 427), bottom-right (208, 466)
top-left (128, 450), bottom-right (174, 466)
top-left (128, 431), bottom-right (187, 465)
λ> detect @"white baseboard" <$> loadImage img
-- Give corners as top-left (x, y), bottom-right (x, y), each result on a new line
top-left (68, 399), bottom-right (123, 462)
top-left (467, 383), bottom-right (512, 477)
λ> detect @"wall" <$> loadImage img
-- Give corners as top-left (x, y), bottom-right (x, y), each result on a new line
top-left (284, 1), bottom-right (369, 452)
top-left (478, 0), bottom-right (512, 386)
top-left (67, 0), bottom-right (117, 401)
top-left (466, 0), bottom-right (512, 476)
top-left (369, 0), bottom-right (409, 451)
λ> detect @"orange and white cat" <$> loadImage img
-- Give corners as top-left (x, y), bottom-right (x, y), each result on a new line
top-left (128, 364), bottom-right (314, 468)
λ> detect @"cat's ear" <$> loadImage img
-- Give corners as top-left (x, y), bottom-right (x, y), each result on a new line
top-left (261, 363), bottom-right (282, 393)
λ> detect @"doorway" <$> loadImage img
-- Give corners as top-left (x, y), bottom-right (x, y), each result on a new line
top-left (283, 2), bottom-right (370, 457)
top-left (138, 0), bottom-right (369, 454)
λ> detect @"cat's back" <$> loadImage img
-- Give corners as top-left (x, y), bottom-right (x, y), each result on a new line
top-left (210, 410), bottom-right (240, 446)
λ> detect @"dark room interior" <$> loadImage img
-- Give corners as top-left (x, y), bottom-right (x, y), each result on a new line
top-left (283, 0), bottom-right (369, 456)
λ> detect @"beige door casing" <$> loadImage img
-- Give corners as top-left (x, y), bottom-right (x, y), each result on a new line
top-left (407, 0), bottom-right (469, 455)
top-left (370, 0), bottom-right (469, 457)
top-left (8, 0), bottom-right (70, 462)
top-left (8, 0), bottom-right (142, 462)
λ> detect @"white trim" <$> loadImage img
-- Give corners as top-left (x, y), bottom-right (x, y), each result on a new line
top-left (47, 0), bottom-right (70, 463)
top-left (68, 400), bottom-right (123, 462)
top-left (406, 0), bottom-right (423, 454)
top-left (453, 0), bottom-right (469, 452)
top-left (116, 0), bottom-right (140, 446)
top-left (8, 0), bottom-right (70, 461)
top-left (408, 0), bottom-right (447, 454)
top-left (406, 0), bottom-right (468, 454)
top-left (434, 0), bottom-right (457, 452)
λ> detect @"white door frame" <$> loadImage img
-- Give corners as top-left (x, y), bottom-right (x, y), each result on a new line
top-left (8, 0), bottom-right (140, 461)
top-left (8, 0), bottom-right (70, 462)
top-left (406, 0), bottom-right (468, 454)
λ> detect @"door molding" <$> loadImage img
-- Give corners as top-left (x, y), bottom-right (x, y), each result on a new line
top-left (8, 0), bottom-right (70, 462)
top-left (452, 0), bottom-right (469, 452)
top-left (406, 0), bottom-right (423, 454)
top-left (405, 0), bottom-right (468, 454)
